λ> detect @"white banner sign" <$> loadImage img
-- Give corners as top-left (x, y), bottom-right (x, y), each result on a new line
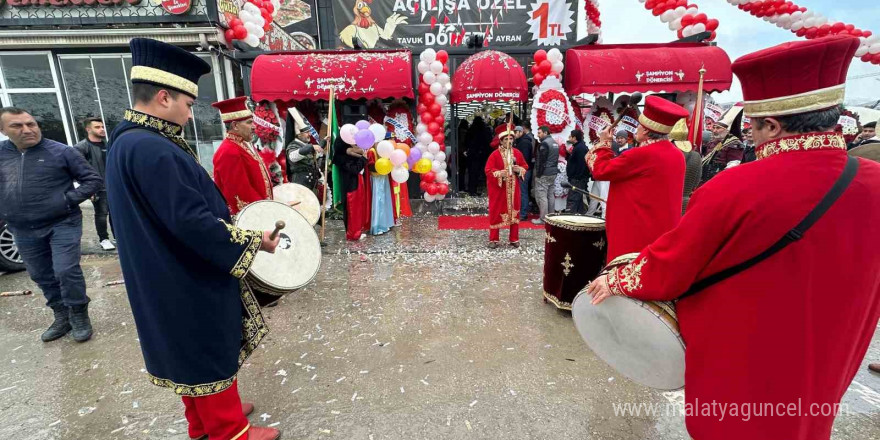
top-left (587, 115), bottom-right (610, 132)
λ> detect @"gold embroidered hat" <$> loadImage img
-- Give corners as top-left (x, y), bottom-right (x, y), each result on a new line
top-left (129, 38), bottom-right (211, 99)
top-left (638, 95), bottom-right (690, 134)
top-left (732, 35), bottom-right (860, 118)
top-left (211, 96), bottom-right (252, 123)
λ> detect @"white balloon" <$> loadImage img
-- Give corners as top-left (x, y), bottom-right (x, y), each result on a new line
top-left (416, 123), bottom-right (427, 134)
top-left (444, 82), bottom-right (453, 93)
top-left (791, 11), bottom-right (803, 21)
top-left (547, 48), bottom-right (562, 62)
top-left (244, 35), bottom-right (260, 47)
top-left (391, 167), bottom-right (409, 184)
top-left (430, 61), bottom-right (443, 74)
top-left (428, 142), bottom-right (440, 154)
top-left (437, 73), bottom-right (450, 86)
top-left (424, 192), bottom-right (436, 202)
top-left (868, 35), bottom-right (880, 44)
top-left (430, 82), bottom-right (443, 96)
top-left (436, 170), bottom-right (448, 183)
top-left (661, 10), bottom-right (675, 23)
top-left (239, 10), bottom-right (253, 22)
top-left (674, 6), bottom-right (686, 17)
top-left (551, 61), bottom-right (564, 74)
top-left (855, 44), bottom-right (870, 57)
top-left (244, 22), bottom-right (259, 33)
top-left (420, 49), bottom-right (437, 64)
top-left (804, 17), bottom-right (816, 28)
top-left (686, 7), bottom-right (698, 16)
top-left (418, 133), bottom-right (433, 145)
top-left (435, 193), bottom-right (446, 201)
top-left (682, 26), bottom-right (694, 38)
top-left (815, 15), bottom-right (827, 26)
top-left (440, 161), bottom-right (447, 170)
top-left (431, 161), bottom-right (442, 173)
top-left (244, 3), bottom-right (259, 13)
top-left (669, 18), bottom-right (681, 31)
top-left (435, 151), bottom-right (446, 162)
top-left (422, 152), bottom-right (435, 162)
top-left (869, 43), bottom-right (880, 55)
top-left (369, 124), bottom-right (387, 143)
top-left (417, 143), bottom-right (428, 153)
top-left (802, 10), bottom-right (814, 19)
top-left (254, 28), bottom-right (265, 39)
top-left (791, 20), bottom-right (804, 31)
top-left (435, 94), bottom-right (448, 107)
top-left (692, 23), bottom-right (706, 34)
top-left (423, 71), bottom-right (437, 84)
top-left (417, 61), bottom-right (429, 74)
top-left (376, 140), bottom-right (394, 158)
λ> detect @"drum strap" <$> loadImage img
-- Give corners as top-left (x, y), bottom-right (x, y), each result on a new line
top-left (679, 156), bottom-right (860, 300)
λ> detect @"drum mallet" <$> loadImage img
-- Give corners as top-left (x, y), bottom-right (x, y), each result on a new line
top-left (562, 182), bottom-right (607, 203)
top-left (270, 220), bottom-right (286, 240)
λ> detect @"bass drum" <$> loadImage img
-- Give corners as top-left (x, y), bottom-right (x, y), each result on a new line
top-left (273, 183), bottom-right (321, 226)
top-left (234, 200), bottom-right (321, 302)
top-left (571, 253), bottom-right (685, 390)
top-left (542, 214), bottom-right (607, 310)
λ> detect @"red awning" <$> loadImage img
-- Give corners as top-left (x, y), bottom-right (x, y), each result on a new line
top-left (451, 50), bottom-right (528, 104)
top-left (250, 50), bottom-right (414, 102)
top-left (564, 43), bottom-right (733, 96)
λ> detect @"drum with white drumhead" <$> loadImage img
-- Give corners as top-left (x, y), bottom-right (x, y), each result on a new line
top-left (234, 200), bottom-right (321, 298)
top-left (273, 183), bottom-right (321, 226)
top-left (571, 253), bottom-right (685, 390)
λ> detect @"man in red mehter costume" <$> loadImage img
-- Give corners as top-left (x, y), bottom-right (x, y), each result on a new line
top-left (212, 97), bottom-right (274, 215)
top-left (587, 95), bottom-right (688, 260)
top-left (588, 35), bottom-right (880, 440)
top-left (484, 125), bottom-right (528, 248)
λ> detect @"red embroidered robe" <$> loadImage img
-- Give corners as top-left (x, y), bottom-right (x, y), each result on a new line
top-left (213, 133), bottom-right (273, 215)
top-left (605, 133), bottom-right (880, 440)
top-left (484, 146), bottom-right (528, 229)
top-left (587, 139), bottom-right (685, 260)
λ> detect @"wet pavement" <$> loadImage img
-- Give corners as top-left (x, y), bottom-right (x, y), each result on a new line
top-left (1, 209), bottom-right (879, 440)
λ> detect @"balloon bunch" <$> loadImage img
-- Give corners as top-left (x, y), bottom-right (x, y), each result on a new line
top-left (340, 121), bottom-right (414, 184)
top-left (638, 0), bottom-right (720, 41)
top-left (222, 0), bottom-right (281, 48)
top-left (584, 0), bottom-right (602, 40)
top-left (415, 49), bottom-right (451, 202)
top-left (531, 48), bottom-right (564, 87)
top-left (725, 0), bottom-right (879, 65)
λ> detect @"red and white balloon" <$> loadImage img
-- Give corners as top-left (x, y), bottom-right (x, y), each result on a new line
top-left (416, 49), bottom-right (451, 202)
top-left (726, 0), bottom-right (878, 65)
top-left (531, 48), bottom-right (564, 88)
top-left (219, 0), bottom-right (281, 49)
top-left (637, 0), bottom-right (720, 41)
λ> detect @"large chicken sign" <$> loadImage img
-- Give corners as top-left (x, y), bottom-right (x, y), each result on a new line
top-left (339, 0), bottom-right (407, 48)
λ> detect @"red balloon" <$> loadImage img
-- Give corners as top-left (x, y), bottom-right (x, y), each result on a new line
top-left (435, 133), bottom-right (445, 144)
top-left (427, 183), bottom-right (440, 196)
top-left (224, 29), bottom-right (236, 43)
top-left (233, 25), bottom-right (248, 40)
top-left (694, 13), bottom-right (707, 23)
top-left (706, 18), bottom-right (719, 31)
top-left (436, 50), bottom-right (449, 63)
top-left (677, 28), bottom-right (685, 39)
top-left (229, 18), bottom-right (243, 28)
top-left (438, 183), bottom-right (449, 195)
top-left (421, 93), bottom-right (435, 105)
top-left (676, 0), bottom-right (686, 6)
top-left (442, 64), bottom-right (449, 73)
top-left (417, 103), bottom-right (428, 114)
top-left (265, 2), bottom-right (274, 14)
top-left (680, 14), bottom-right (695, 27)
top-left (534, 50), bottom-right (548, 63)
top-left (418, 83), bottom-right (430, 95)
top-left (709, 31), bottom-right (717, 41)
top-left (864, 31), bottom-right (873, 38)
top-left (538, 60), bottom-right (552, 74)
top-left (421, 113), bottom-right (433, 124)
top-left (428, 122), bottom-right (441, 135)
top-left (795, 28), bottom-right (807, 37)
top-left (652, 6), bottom-right (664, 16)
top-left (533, 73), bottom-right (545, 85)
top-left (645, 0), bottom-right (656, 9)
top-left (420, 181), bottom-right (428, 191)
top-left (263, 22), bottom-right (272, 31)
top-left (423, 171), bottom-right (436, 183)
top-left (805, 28), bottom-right (818, 39)
top-left (429, 103), bottom-right (441, 116)
top-left (439, 144), bottom-right (446, 152)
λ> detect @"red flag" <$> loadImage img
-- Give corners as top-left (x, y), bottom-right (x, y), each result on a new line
top-left (431, 16), bottom-right (437, 29)
top-left (688, 99), bottom-right (704, 154)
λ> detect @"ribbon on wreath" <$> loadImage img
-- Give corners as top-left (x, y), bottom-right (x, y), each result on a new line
top-left (533, 102), bottom-right (584, 132)
top-left (383, 116), bottom-right (418, 143)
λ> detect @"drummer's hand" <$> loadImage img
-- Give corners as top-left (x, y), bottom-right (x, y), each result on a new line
top-left (260, 231), bottom-right (281, 254)
top-left (314, 145), bottom-right (324, 154)
top-left (587, 275), bottom-right (612, 305)
top-left (288, 200), bottom-right (302, 207)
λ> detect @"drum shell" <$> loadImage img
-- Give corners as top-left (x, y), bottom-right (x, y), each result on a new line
top-left (543, 215), bottom-right (607, 310)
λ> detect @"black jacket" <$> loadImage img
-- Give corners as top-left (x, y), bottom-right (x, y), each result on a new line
top-left (515, 134), bottom-right (535, 168)
top-left (566, 141), bottom-right (589, 180)
top-left (0, 137), bottom-right (102, 229)
top-left (74, 138), bottom-right (108, 179)
top-left (465, 118), bottom-right (492, 160)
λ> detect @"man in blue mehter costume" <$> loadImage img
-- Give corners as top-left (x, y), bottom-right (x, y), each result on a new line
top-left (106, 38), bottom-right (281, 440)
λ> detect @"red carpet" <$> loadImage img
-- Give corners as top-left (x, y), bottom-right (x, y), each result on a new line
top-left (437, 215), bottom-right (545, 231)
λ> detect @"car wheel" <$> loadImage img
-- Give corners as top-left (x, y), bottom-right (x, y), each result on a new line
top-left (0, 224), bottom-right (26, 272)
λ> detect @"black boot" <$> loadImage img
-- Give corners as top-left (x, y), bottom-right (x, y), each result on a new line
top-left (69, 304), bottom-right (93, 342)
top-left (41, 305), bottom-right (72, 342)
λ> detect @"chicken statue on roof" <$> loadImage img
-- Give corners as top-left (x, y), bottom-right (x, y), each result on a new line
top-left (339, 0), bottom-right (407, 49)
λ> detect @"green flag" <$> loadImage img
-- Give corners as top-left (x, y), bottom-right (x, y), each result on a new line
top-left (329, 105), bottom-right (343, 208)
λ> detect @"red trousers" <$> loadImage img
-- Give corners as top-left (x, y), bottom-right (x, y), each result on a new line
top-left (182, 380), bottom-right (249, 440)
top-left (489, 224), bottom-right (520, 243)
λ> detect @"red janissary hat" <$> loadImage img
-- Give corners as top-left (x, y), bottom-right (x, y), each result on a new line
top-left (638, 95), bottom-right (690, 134)
top-left (495, 124), bottom-right (515, 140)
top-left (211, 96), bottom-right (252, 123)
top-left (732, 35), bottom-right (859, 118)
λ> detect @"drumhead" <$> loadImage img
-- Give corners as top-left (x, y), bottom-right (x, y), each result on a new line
top-left (545, 214), bottom-right (605, 230)
top-left (571, 292), bottom-right (685, 390)
top-left (235, 200), bottom-right (322, 292)
top-left (273, 183), bottom-right (321, 226)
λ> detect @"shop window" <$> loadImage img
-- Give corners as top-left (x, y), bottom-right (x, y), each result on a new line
top-left (92, 58), bottom-right (132, 137)
top-left (0, 55), bottom-right (55, 89)
top-left (5, 93), bottom-right (67, 145)
top-left (0, 53), bottom-right (71, 145)
top-left (59, 58), bottom-right (102, 142)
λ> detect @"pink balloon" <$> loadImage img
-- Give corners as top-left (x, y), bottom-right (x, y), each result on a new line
top-left (390, 149), bottom-right (407, 166)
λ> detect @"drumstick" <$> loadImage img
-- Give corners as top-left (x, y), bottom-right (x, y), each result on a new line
top-left (561, 182), bottom-right (607, 203)
top-left (288, 200), bottom-right (302, 207)
top-left (270, 220), bottom-right (286, 240)
top-left (0, 290), bottom-right (32, 297)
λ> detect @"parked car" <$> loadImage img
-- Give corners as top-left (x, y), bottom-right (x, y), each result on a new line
top-left (0, 220), bottom-right (25, 272)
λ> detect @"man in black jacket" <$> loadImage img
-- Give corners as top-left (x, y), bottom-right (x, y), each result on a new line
top-left (514, 125), bottom-right (535, 220)
top-left (74, 117), bottom-right (115, 251)
top-left (565, 130), bottom-right (589, 214)
top-left (0, 107), bottom-right (102, 343)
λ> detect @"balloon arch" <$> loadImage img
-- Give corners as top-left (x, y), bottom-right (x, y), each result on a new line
top-left (584, 0), bottom-right (879, 65)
